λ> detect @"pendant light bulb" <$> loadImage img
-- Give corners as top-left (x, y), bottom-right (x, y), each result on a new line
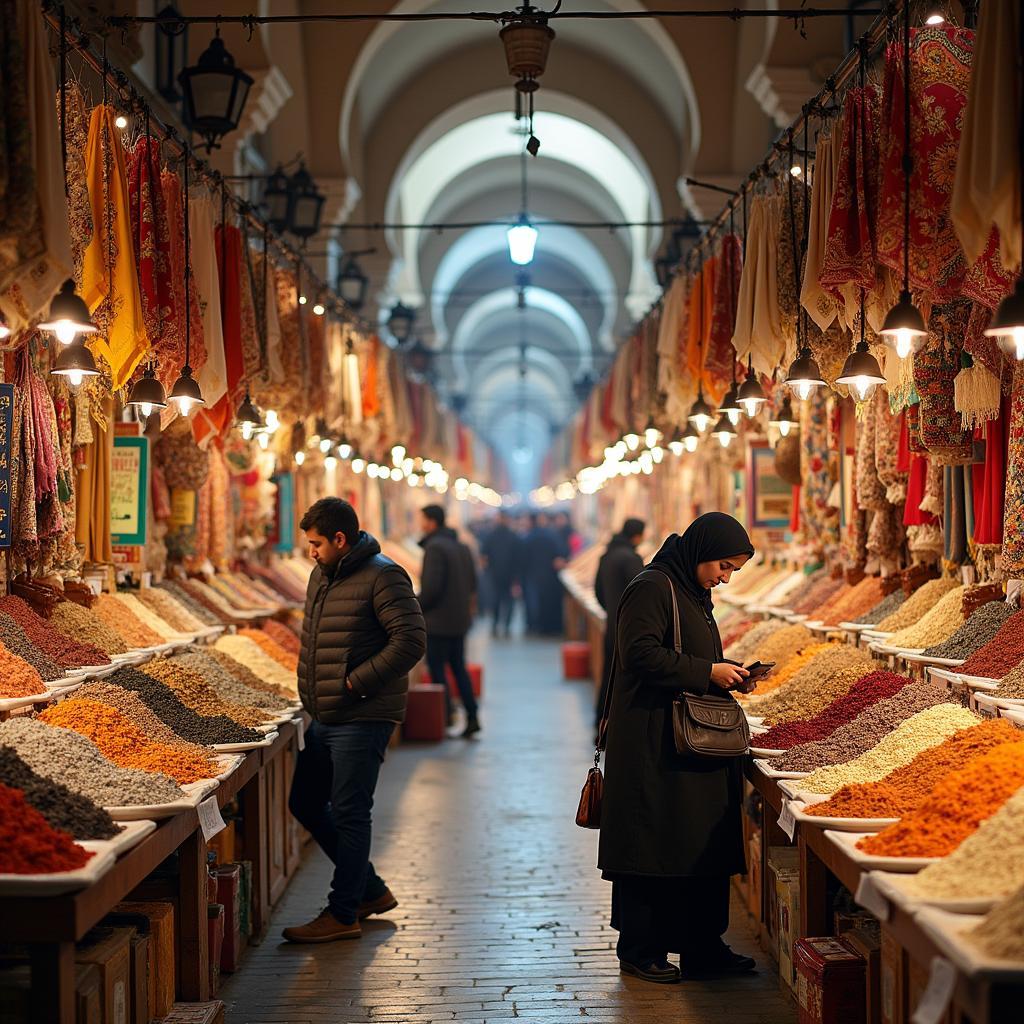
top-left (667, 431), bottom-right (685, 457)
top-left (682, 424), bottom-right (700, 453)
top-left (925, 9), bottom-right (945, 25)
top-left (836, 340), bottom-right (886, 403)
top-left (984, 278), bottom-right (1024, 361)
top-left (126, 364), bottom-right (167, 418)
top-left (294, 450), bottom-right (305, 466)
top-left (687, 392), bottom-right (714, 434)
top-left (880, 293), bottom-right (927, 360)
top-left (736, 364), bottom-right (767, 418)
top-left (507, 214), bottom-right (538, 266)
top-left (40, 279), bottom-right (97, 345)
top-left (769, 396), bottom-right (798, 438)
top-left (168, 365), bottom-right (205, 417)
top-left (337, 441), bottom-right (353, 461)
top-left (391, 444), bottom-right (407, 465)
top-left (784, 348), bottom-right (826, 401)
top-left (241, 421), bottom-right (254, 441)
top-left (319, 437), bottom-right (333, 454)
top-left (623, 432), bottom-right (641, 452)
top-left (711, 412), bottom-right (736, 448)
top-left (324, 455), bottom-right (337, 471)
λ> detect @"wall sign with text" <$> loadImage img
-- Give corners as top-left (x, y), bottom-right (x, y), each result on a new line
top-left (111, 435), bottom-right (149, 546)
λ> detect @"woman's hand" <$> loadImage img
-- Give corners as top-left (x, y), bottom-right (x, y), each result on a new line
top-left (710, 662), bottom-right (749, 691)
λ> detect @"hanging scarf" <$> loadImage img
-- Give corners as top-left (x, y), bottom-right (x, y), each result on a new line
top-left (802, 127), bottom-right (840, 332)
top-left (56, 81), bottom-right (93, 287)
top-left (706, 234), bottom-right (742, 404)
top-left (973, 395), bottom-right (1008, 547)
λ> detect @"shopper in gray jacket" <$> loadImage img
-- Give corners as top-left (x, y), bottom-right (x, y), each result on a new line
top-left (284, 497), bottom-right (425, 944)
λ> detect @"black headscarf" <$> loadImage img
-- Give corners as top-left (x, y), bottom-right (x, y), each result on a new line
top-left (650, 512), bottom-right (755, 614)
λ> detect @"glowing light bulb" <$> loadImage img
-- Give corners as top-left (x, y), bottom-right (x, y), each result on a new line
top-left (790, 165), bottom-right (802, 177)
top-left (925, 12), bottom-right (945, 25)
top-left (241, 421), bottom-right (254, 441)
top-left (683, 434), bottom-right (699, 453)
top-left (294, 450), bottom-right (305, 465)
top-left (324, 455), bottom-right (337, 471)
top-left (717, 431), bottom-right (733, 448)
top-left (312, 303), bottom-right (325, 316)
top-left (668, 440), bottom-right (684, 457)
top-left (726, 408), bottom-right (741, 427)
top-left (53, 321), bottom-right (78, 345)
top-left (257, 431), bottom-right (270, 449)
top-left (850, 377), bottom-right (879, 402)
top-left (691, 413), bottom-right (712, 434)
top-left (651, 446), bottom-right (664, 463)
top-left (298, 295), bottom-right (307, 305)
top-left (778, 421), bottom-right (792, 438)
top-left (390, 467), bottom-right (403, 482)
top-left (624, 433), bottom-right (640, 451)
top-left (175, 397), bottom-right (195, 417)
top-left (644, 427), bottom-right (661, 448)
top-left (792, 380), bottom-right (814, 401)
top-left (351, 459), bottom-right (365, 474)
top-left (319, 437), bottom-right (332, 453)
top-left (115, 113), bottom-right (129, 130)
top-left (391, 444), bottom-right (406, 465)
top-left (367, 463), bottom-right (379, 479)
top-left (138, 402), bottom-right (154, 418)
top-left (1001, 328), bottom-right (1024, 361)
top-left (740, 398), bottom-right (761, 418)
top-left (66, 369), bottom-right (85, 388)
top-left (338, 443), bottom-right (353, 460)
top-left (402, 457), bottom-right (414, 474)
top-left (893, 329), bottom-right (916, 360)
top-left (507, 221), bottom-right (538, 265)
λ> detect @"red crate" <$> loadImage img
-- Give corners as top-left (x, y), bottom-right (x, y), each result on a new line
top-left (562, 641), bottom-right (592, 679)
top-left (795, 936), bottom-right (866, 1024)
top-left (402, 685), bottom-right (446, 741)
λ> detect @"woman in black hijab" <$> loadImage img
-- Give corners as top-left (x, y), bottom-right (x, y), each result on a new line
top-left (597, 512), bottom-right (756, 983)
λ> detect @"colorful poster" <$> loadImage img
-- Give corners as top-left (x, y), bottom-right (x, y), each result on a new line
top-left (111, 436), bottom-right (149, 545)
top-left (270, 472), bottom-right (295, 553)
top-left (0, 384), bottom-right (12, 550)
top-left (747, 442), bottom-right (791, 529)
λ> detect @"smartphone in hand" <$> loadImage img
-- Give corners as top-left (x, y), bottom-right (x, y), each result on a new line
top-left (738, 661), bottom-right (775, 694)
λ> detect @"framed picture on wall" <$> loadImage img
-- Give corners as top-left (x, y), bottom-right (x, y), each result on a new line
top-left (746, 442), bottom-right (791, 529)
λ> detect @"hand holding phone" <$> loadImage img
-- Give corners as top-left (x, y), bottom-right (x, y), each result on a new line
top-left (738, 661), bottom-right (775, 693)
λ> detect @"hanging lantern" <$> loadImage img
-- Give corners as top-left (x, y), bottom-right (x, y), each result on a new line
top-left (507, 213), bottom-right (538, 266)
top-left (880, 290), bottom-right (928, 359)
top-left (736, 364), bottom-right (767, 417)
top-left (0, 313), bottom-right (10, 341)
top-left (406, 339), bottom-right (434, 376)
top-left (387, 302), bottom-right (416, 345)
top-left (643, 417), bottom-right (663, 449)
top-left (337, 254), bottom-right (369, 310)
top-left (235, 391), bottom-right (264, 440)
top-left (667, 430), bottom-right (685, 457)
top-left (836, 340), bottom-right (886, 403)
top-left (178, 33), bottom-right (253, 152)
top-left (984, 278), bottom-right (1024, 361)
top-left (711, 412), bottom-right (736, 448)
top-left (168, 365), bottom-right (205, 417)
top-left (784, 347), bottom-right (826, 401)
top-left (50, 338), bottom-right (99, 388)
top-left (126, 364), bottom-right (167, 417)
top-left (682, 423), bottom-right (700, 452)
top-left (287, 163), bottom-right (325, 239)
top-left (719, 379), bottom-right (742, 426)
top-left (499, 12), bottom-right (555, 82)
top-left (623, 431), bottom-right (641, 452)
top-left (687, 391), bottom-right (714, 433)
top-left (262, 165), bottom-right (291, 233)
top-left (39, 279), bottom-right (97, 345)
top-left (768, 396), bottom-right (799, 438)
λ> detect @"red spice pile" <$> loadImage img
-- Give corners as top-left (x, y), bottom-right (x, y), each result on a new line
top-left (957, 610), bottom-right (1024, 678)
top-left (757, 670), bottom-right (912, 750)
top-left (0, 782), bottom-right (94, 874)
top-left (0, 596), bottom-right (111, 669)
top-left (262, 619), bottom-right (301, 655)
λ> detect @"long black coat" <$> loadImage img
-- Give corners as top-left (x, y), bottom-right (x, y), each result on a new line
top-left (595, 535), bottom-right (644, 623)
top-left (597, 569), bottom-right (746, 878)
top-left (418, 527), bottom-right (478, 637)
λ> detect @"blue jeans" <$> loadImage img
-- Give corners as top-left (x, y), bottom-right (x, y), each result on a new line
top-left (288, 719), bottom-right (394, 923)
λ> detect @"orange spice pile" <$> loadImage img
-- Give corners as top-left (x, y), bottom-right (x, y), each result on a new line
top-left (0, 642), bottom-right (47, 698)
top-left (240, 628), bottom-right (298, 671)
top-left (857, 740), bottom-right (1024, 858)
top-left (262, 619), bottom-right (300, 655)
top-left (40, 698), bottom-right (219, 784)
top-left (92, 594), bottom-right (163, 649)
top-left (807, 719), bottom-right (1021, 819)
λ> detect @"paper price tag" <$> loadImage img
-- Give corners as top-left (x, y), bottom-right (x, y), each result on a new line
top-left (910, 957), bottom-right (956, 1024)
top-left (779, 801), bottom-right (796, 842)
top-left (855, 874), bottom-right (890, 922)
top-left (294, 716), bottom-right (305, 752)
top-left (197, 796), bottom-right (226, 842)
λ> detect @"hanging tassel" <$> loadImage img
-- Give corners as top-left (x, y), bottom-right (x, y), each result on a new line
top-left (953, 351), bottom-right (1001, 430)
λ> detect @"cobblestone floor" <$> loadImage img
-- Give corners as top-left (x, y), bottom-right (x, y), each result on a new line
top-left (221, 634), bottom-right (796, 1024)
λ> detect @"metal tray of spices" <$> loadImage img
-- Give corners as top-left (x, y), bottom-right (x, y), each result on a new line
top-left (870, 870), bottom-right (999, 915)
top-left (80, 819), bottom-right (157, 860)
top-left (788, 798), bottom-right (898, 833)
top-left (0, 848), bottom-right (116, 896)
top-left (211, 730), bottom-right (279, 753)
top-left (914, 907), bottom-right (1024, 982)
top-left (825, 830), bottom-right (938, 873)
top-left (752, 759), bottom-right (808, 780)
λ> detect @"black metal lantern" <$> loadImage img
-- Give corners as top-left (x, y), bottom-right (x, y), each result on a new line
top-left (178, 32), bottom-right (253, 152)
top-left (126, 364), bottom-right (168, 417)
top-left (287, 163), bottom-right (325, 239)
top-left (262, 165), bottom-right (291, 233)
top-left (387, 302), bottom-right (415, 345)
top-left (337, 254), bottom-right (369, 310)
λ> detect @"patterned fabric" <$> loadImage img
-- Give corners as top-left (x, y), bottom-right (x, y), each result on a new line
top-left (799, 388), bottom-right (839, 551)
top-left (1002, 361), bottom-right (1024, 573)
top-left (855, 397), bottom-right (887, 510)
top-left (777, 172), bottom-right (809, 366)
top-left (875, 397), bottom-right (908, 504)
top-left (56, 83), bottom-right (93, 287)
top-left (706, 235), bottom-right (742, 404)
top-left (802, 127), bottom-right (841, 332)
top-left (732, 193), bottom-right (784, 377)
top-left (973, 396), bottom-right (1007, 547)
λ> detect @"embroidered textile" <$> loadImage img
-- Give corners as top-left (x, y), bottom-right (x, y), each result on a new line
top-left (706, 235), bottom-right (742, 403)
top-left (1002, 361), bottom-right (1024, 573)
top-left (802, 128), bottom-right (840, 332)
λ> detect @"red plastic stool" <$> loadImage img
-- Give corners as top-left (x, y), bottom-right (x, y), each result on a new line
top-left (562, 641), bottom-right (592, 680)
top-left (402, 684), bottom-right (446, 741)
top-left (420, 663), bottom-right (484, 699)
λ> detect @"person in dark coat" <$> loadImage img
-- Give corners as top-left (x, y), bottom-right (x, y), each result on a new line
top-left (597, 512), bottom-right (756, 983)
top-left (523, 512), bottom-right (567, 635)
top-left (285, 497), bottom-right (426, 944)
top-left (594, 518), bottom-right (646, 727)
top-left (418, 505), bottom-right (481, 737)
top-left (481, 510), bottom-right (521, 638)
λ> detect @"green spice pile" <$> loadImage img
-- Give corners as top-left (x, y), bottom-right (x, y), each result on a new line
top-left (0, 612), bottom-right (64, 682)
top-left (49, 601), bottom-right (128, 656)
top-left (924, 601), bottom-right (1016, 660)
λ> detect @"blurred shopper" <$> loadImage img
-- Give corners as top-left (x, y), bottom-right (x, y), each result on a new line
top-left (594, 518), bottom-right (646, 727)
top-left (552, 510), bottom-right (583, 557)
top-left (523, 512), bottom-right (567, 636)
top-left (597, 513), bottom-right (756, 982)
top-left (418, 504), bottom-right (481, 737)
top-left (481, 510), bottom-right (521, 638)
top-left (285, 498), bottom-right (425, 943)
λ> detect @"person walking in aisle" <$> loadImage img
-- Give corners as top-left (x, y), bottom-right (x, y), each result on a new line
top-left (284, 498), bottom-right (425, 943)
top-left (523, 511), bottom-right (568, 636)
top-left (481, 510), bottom-right (521, 638)
top-left (594, 518), bottom-right (646, 728)
top-left (417, 504), bottom-right (481, 737)
top-left (597, 513), bottom-right (756, 982)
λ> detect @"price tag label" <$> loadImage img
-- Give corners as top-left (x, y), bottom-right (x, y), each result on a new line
top-left (910, 957), bottom-right (956, 1024)
top-left (294, 716), bottom-right (305, 752)
top-left (197, 796), bottom-right (226, 842)
top-left (855, 874), bottom-right (890, 922)
top-left (779, 801), bottom-right (796, 842)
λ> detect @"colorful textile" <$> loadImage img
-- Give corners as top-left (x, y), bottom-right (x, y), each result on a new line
top-left (875, 398), bottom-right (907, 505)
top-left (1002, 362), bottom-right (1024, 573)
top-left (802, 127), bottom-right (840, 332)
top-left (732, 194), bottom-right (784, 377)
top-left (56, 82), bottom-right (93, 287)
top-left (973, 396), bottom-right (1007, 547)
top-left (800, 388), bottom-right (839, 550)
top-left (706, 235), bottom-right (742, 404)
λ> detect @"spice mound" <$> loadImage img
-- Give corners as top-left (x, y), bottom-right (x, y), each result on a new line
top-left (923, 601), bottom-right (1015, 661)
top-left (172, 647), bottom-right (288, 711)
top-left (155, 582), bottom-right (222, 626)
top-left (39, 698), bottom-right (220, 784)
top-left (214, 634), bottom-right (298, 694)
top-left (239, 628), bottom-right (298, 671)
top-left (92, 593), bottom-right (163, 649)
top-left (857, 589), bottom-right (907, 626)
top-left (957, 610), bottom-right (1024, 679)
top-left (136, 587), bottom-right (206, 632)
top-left (206, 648), bottom-right (293, 705)
top-left (964, 884), bottom-right (1024, 961)
top-left (805, 718), bottom-right (1022, 819)
top-left (904, 786), bottom-right (1024, 902)
top-left (0, 642), bottom-right (47, 698)
top-left (0, 595), bottom-right (110, 668)
top-left (144, 658), bottom-right (271, 727)
top-left (725, 620), bottom-right (787, 663)
top-left (263, 619), bottom-right (300, 655)
top-left (49, 600), bottom-right (128, 656)
top-left (884, 585), bottom-right (966, 650)
top-left (0, 745), bottom-right (120, 839)
top-left (858, 741), bottom-right (1024, 858)
top-left (0, 717), bottom-right (184, 807)
top-left (0, 782), bottom-right (93, 874)
top-left (0, 612), bottom-right (64, 682)
top-left (746, 642), bottom-right (834, 700)
top-left (819, 576), bottom-right (885, 627)
top-left (875, 578), bottom-right (960, 633)
top-left (776, 679), bottom-right (944, 772)
top-left (790, 576), bottom-right (846, 616)
top-left (757, 670), bottom-right (910, 750)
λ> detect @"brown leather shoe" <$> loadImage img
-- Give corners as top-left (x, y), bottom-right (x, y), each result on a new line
top-left (357, 887), bottom-right (399, 920)
top-left (282, 908), bottom-right (361, 943)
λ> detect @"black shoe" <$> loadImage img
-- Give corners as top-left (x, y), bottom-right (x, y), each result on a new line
top-left (620, 960), bottom-right (681, 984)
top-left (461, 715), bottom-right (481, 738)
top-left (683, 945), bottom-right (757, 977)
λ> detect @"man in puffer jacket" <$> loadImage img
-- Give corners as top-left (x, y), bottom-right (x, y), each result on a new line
top-left (283, 497), bottom-right (425, 944)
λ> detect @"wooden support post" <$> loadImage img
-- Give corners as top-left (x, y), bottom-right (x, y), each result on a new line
top-left (29, 942), bottom-right (76, 1024)
top-left (177, 828), bottom-right (210, 1000)
top-left (799, 832), bottom-right (831, 937)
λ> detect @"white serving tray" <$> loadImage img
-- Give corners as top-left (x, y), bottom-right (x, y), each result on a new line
top-left (211, 730), bottom-right (279, 753)
top-left (789, 798), bottom-right (897, 833)
top-left (973, 692), bottom-right (1024, 714)
top-left (753, 758), bottom-right (808, 780)
top-left (749, 745), bottom-right (786, 759)
top-left (211, 754), bottom-right (244, 782)
top-left (105, 782), bottom-right (210, 822)
top-left (0, 688), bottom-right (57, 713)
top-left (998, 707), bottom-right (1024, 729)
top-left (824, 829), bottom-right (937, 873)
top-left (914, 907), bottom-right (1024, 981)
top-left (871, 870), bottom-right (999, 916)
top-left (956, 673), bottom-right (1000, 692)
top-left (80, 818), bottom-right (157, 859)
top-left (0, 847), bottom-right (116, 896)
top-left (902, 652), bottom-right (966, 668)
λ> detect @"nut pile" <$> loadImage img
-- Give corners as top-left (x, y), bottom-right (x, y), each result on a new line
top-left (49, 601), bottom-right (128, 656)
top-left (145, 658), bottom-right (271, 727)
top-left (0, 612), bottom-right (64, 682)
top-left (0, 716), bottom-right (184, 806)
top-left (924, 601), bottom-right (1016, 660)
top-left (0, 745), bottom-right (120, 839)
top-left (0, 595), bottom-right (110, 667)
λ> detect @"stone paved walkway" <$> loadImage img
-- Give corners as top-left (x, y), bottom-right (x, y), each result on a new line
top-left (220, 634), bottom-right (797, 1023)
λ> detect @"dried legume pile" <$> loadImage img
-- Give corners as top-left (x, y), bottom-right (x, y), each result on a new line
top-left (172, 647), bottom-right (288, 711)
top-left (965, 885), bottom-right (1024, 960)
top-left (137, 586), bottom-right (207, 632)
top-left (746, 642), bottom-right (834, 700)
top-left (0, 595), bottom-right (110, 667)
top-left (885, 585), bottom-right (966, 649)
top-left (819, 576), bottom-right (886, 627)
top-left (40, 698), bottom-right (220, 784)
top-left (109, 667), bottom-right (263, 745)
top-left (993, 660), bottom-right (1024, 698)
top-left (239, 628), bottom-right (298, 671)
top-left (858, 741), bottom-right (1024, 858)
top-left (0, 641), bottom-right (47, 698)
top-left (776, 679), bottom-right (944, 771)
top-left (0, 782), bottom-right (93, 873)
top-left (92, 593), bottom-right (163, 649)
top-left (78, 681), bottom-right (211, 755)
top-left (111, 592), bottom-right (180, 640)
top-left (49, 601), bottom-right (128, 656)
top-left (749, 646), bottom-right (873, 727)
top-left (790, 575), bottom-right (847, 616)
top-left (724, 619), bottom-right (786, 663)
top-left (757, 670), bottom-right (912, 750)
top-left (206, 648), bottom-right (293, 704)
top-left (0, 612), bottom-right (64, 682)
top-left (904, 786), bottom-right (1024, 901)
top-left (214, 634), bottom-right (298, 693)
top-left (144, 658), bottom-right (271, 727)
top-left (957, 610), bottom-right (1024, 679)
top-left (0, 745), bottom-right (120, 839)
top-left (799, 704), bottom-right (978, 795)
top-left (923, 601), bottom-right (1016, 660)
top-left (857, 589), bottom-right (907, 626)
top-left (875, 577), bottom-right (960, 633)
top-left (263, 619), bottom-right (300, 655)
top-left (0, 716), bottom-right (184, 806)
top-left (805, 719), bottom-right (1021, 818)
top-left (156, 581), bottom-right (222, 626)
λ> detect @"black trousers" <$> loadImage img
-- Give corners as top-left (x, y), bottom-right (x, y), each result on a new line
top-left (610, 874), bottom-right (731, 967)
top-left (426, 633), bottom-right (478, 718)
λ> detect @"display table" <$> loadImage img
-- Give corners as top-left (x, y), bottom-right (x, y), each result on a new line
top-left (559, 569), bottom-right (606, 687)
top-left (0, 716), bottom-right (308, 1024)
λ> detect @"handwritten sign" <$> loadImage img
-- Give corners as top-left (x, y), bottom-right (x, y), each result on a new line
top-left (0, 384), bottom-right (11, 549)
top-left (111, 435), bottom-right (149, 545)
top-left (197, 796), bottom-right (227, 842)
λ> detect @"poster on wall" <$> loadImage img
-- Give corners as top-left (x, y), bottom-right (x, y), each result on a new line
top-left (270, 472), bottom-right (295, 553)
top-left (746, 442), bottom-right (791, 529)
top-left (0, 384), bottom-right (12, 550)
top-left (111, 435), bottom-right (149, 546)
